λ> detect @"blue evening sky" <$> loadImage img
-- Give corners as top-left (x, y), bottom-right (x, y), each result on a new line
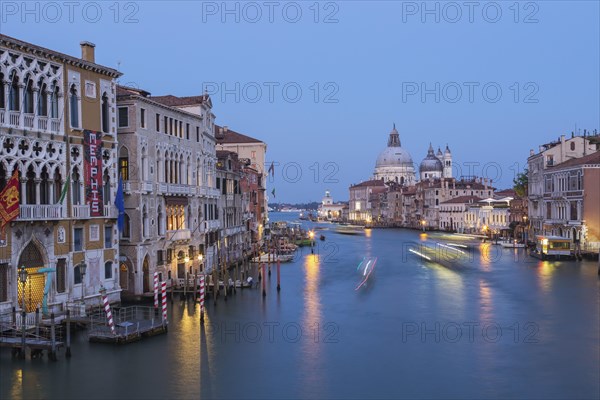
top-left (2, 1), bottom-right (598, 202)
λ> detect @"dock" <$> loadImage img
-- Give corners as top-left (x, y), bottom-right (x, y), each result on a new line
top-left (88, 306), bottom-right (167, 344)
top-left (0, 312), bottom-right (64, 360)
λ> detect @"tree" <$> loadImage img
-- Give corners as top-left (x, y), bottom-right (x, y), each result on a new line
top-left (513, 169), bottom-right (528, 198)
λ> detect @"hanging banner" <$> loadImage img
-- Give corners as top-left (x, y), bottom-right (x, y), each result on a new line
top-left (84, 130), bottom-right (104, 217)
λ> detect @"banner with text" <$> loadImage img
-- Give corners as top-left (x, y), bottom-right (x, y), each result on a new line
top-left (84, 130), bottom-right (104, 217)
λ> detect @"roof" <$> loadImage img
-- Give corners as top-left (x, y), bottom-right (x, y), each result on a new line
top-left (117, 85), bottom-right (151, 97)
top-left (151, 94), bottom-right (210, 107)
top-left (215, 125), bottom-right (263, 144)
top-left (550, 150), bottom-right (600, 169)
top-left (350, 179), bottom-right (386, 189)
top-left (0, 34), bottom-right (122, 78)
top-left (494, 189), bottom-right (516, 197)
top-left (441, 196), bottom-right (483, 205)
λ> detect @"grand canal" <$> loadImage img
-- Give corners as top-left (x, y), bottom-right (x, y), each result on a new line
top-left (1, 213), bottom-right (599, 399)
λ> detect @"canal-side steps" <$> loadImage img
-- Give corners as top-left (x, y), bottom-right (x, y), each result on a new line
top-left (87, 306), bottom-right (167, 344)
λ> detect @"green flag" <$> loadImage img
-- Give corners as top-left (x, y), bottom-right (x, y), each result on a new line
top-left (57, 174), bottom-right (70, 204)
top-left (271, 188), bottom-right (276, 198)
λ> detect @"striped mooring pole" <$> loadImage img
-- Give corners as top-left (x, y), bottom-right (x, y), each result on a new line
top-left (161, 281), bottom-right (168, 324)
top-left (100, 288), bottom-right (116, 335)
top-left (153, 272), bottom-right (159, 309)
top-left (199, 274), bottom-right (205, 323)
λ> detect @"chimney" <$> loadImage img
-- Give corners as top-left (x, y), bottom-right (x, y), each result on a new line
top-left (223, 125), bottom-right (229, 133)
top-left (80, 41), bottom-right (96, 63)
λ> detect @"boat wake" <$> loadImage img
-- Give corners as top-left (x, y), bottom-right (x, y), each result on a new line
top-left (355, 257), bottom-right (377, 290)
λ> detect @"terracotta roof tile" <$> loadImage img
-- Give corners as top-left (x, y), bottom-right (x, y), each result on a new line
top-left (551, 150), bottom-right (600, 169)
top-left (150, 94), bottom-right (210, 107)
top-left (215, 125), bottom-right (263, 144)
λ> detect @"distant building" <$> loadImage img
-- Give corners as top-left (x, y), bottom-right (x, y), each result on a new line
top-left (373, 125), bottom-right (416, 186)
top-left (317, 191), bottom-right (345, 221)
top-left (349, 180), bottom-right (387, 223)
top-left (439, 196), bottom-right (482, 233)
top-left (215, 125), bottom-right (267, 243)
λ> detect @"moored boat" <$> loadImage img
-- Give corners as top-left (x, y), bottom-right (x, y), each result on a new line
top-left (334, 224), bottom-right (365, 235)
top-left (251, 253), bottom-right (294, 263)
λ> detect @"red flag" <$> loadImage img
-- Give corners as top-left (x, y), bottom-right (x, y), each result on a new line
top-left (0, 169), bottom-right (20, 232)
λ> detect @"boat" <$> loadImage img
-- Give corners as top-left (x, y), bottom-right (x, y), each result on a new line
top-left (355, 257), bottom-right (377, 290)
top-left (334, 224), bottom-right (365, 235)
top-left (235, 278), bottom-right (254, 288)
top-left (251, 253), bottom-right (294, 263)
top-left (500, 240), bottom-right (526, 248)
top-left (531, 235), bottom-right (574, 260)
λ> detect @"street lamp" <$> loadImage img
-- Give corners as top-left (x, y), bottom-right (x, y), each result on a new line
top-left (421, 220), bottom-right (426, 232)
top-left (80, 262), bottom-right (87, 305)
top-left (18, 266), bottom-right (28, 359)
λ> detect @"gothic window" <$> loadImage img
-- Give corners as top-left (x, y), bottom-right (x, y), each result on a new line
top-left (37, 80), bottom-right (47, 116)
top-left (0, 73), bottom-right (4, 109)
top-left (103, 168), bottom-right (111, 205)
top-left (119, 147), bottom-right (129, 181)
top-left (72, 167), bottom-right (81, 205)
top-left (122, 214), bottom-right (131, 238)
top-left (69, 84), bottom-right (80, 128)
top-left (24, 77), bottom-right (34, 114)
top-left (9, 71), bottom-right (19, 111)
top-left (50, 83), bottom-right (59, 118)
top-left (40, 166), bottom-right (50, 204)
top-left (101, 92), bottom-right (109, 133)
top-left (26, 165), bottom-right (36, 204)
top-left (105, 261), bottom-right (113, 280)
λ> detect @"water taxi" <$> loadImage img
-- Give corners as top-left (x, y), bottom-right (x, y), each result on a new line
top-left (334, 224), bottom-right (365, 235)
top-left (531, 235), bottom-right (573, 260)
top-left (499, 239), bottom-right (526, 248)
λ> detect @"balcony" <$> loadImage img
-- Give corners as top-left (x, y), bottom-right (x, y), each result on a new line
top-left (142, 181), bottom-right (154, 193)
top-left (167, 229), bottom-right (191, 241)
top-left (103, 205), bottom-right (118, 218)
top-left (72, 205), bottom-right (90, 219)
top-left (0, 109), bottom-right (61, 133)
top-left (167, 183), bottom-right (192, 196)
top-left (17, 204), bottom-right (65, 221)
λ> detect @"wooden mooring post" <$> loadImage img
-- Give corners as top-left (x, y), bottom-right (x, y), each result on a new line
top-left (66, 309), bottom-right (72, 358)
top-left (49, 313), bottom-right (57, 361)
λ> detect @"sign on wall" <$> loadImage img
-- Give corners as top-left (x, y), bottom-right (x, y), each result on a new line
top-left (84, 130), bottom-right (104, 217)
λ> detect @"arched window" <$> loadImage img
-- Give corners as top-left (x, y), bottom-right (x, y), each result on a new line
top-left (158, 206), bottom-right (165, 235)
top-left (24, 76), bottom-right (34, 114)
top-left (54, 171), bottom-right (63, 204)
top-left (69, 84), bottom-right (79, 128)
top-left (50, 82), bottom-right (59, 118)
top-left (142, 206), bottom-right (149, 238)
top-left (40, 166), bottom-right (50, 204)
top-left (0, 73), bottom-right (5, 109)
top-left (103, 168), bottom-right (111, 205)
top-left (121, 213), bottom-right (131, 238)
top-left (9, 71), bottom-right (19, 111)
top-left (26, 165), bottom-right (36, 204)
top-left (37, 80), bottom-right (47, 116)
top-left (72, 167), bottom-right (81, 205)
top-left (101, 92), bottom-right (109, 133)
top-left (119, 147), bottom-right (129, 181)
top-left (104, 261), bottom-right (113, 280)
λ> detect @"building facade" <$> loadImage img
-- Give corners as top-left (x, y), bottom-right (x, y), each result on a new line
top-left (317, 191), bottom-right (345, 221)
top-left (116, 86), bottom-right (219, 296)
top-left (527, 134), bottom-right (597, 238)
top-left (0, 36), bottom-right (121, 314)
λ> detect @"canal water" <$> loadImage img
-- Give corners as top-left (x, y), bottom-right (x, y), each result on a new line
top-left (2, 213), bottom-right (599, 399)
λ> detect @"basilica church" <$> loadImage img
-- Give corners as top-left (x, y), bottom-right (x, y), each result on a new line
top-left (373, 125), bottom-right (452, 184)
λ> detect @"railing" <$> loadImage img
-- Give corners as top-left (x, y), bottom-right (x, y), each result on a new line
top-left (50, 118), bottom-right (60, 133)
top-left (9, 111), bottom-right (20, 127)
top-left (37, 116), bottom-right (48, 131)
top-left (158, 183), bottom-right (168, 193)
top-left (24, 113), bottom-right (34, 129)
top-left (142, 181), bottom-right (153, 192)
top-left (103, 205), bottom-right (117, 218)
top-left (18, 204), bottom-right (65, 220)
top-left (72, 205), bottom-right (90, 219)
top-left (167, 229), bottom-right (191, 241)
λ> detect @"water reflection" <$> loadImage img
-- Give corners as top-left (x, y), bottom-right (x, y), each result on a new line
top-left (11, 369), bottom-right (22, 400)
top-left (302, 253), bottom-right (323, 393)
top-left (478, 279), bottom-right (494, 322)
top-left (536, 261), bottom-right (556, 293)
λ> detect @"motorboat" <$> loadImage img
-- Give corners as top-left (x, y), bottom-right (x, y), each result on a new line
top-left (251, 253), bottom-right (294, 263)
top-left (334, 224), bottom-right (365, 235)
top-left (355, 257), bottom-right (377, 290)
top-left (500, 240), bottom-right (526, 248)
